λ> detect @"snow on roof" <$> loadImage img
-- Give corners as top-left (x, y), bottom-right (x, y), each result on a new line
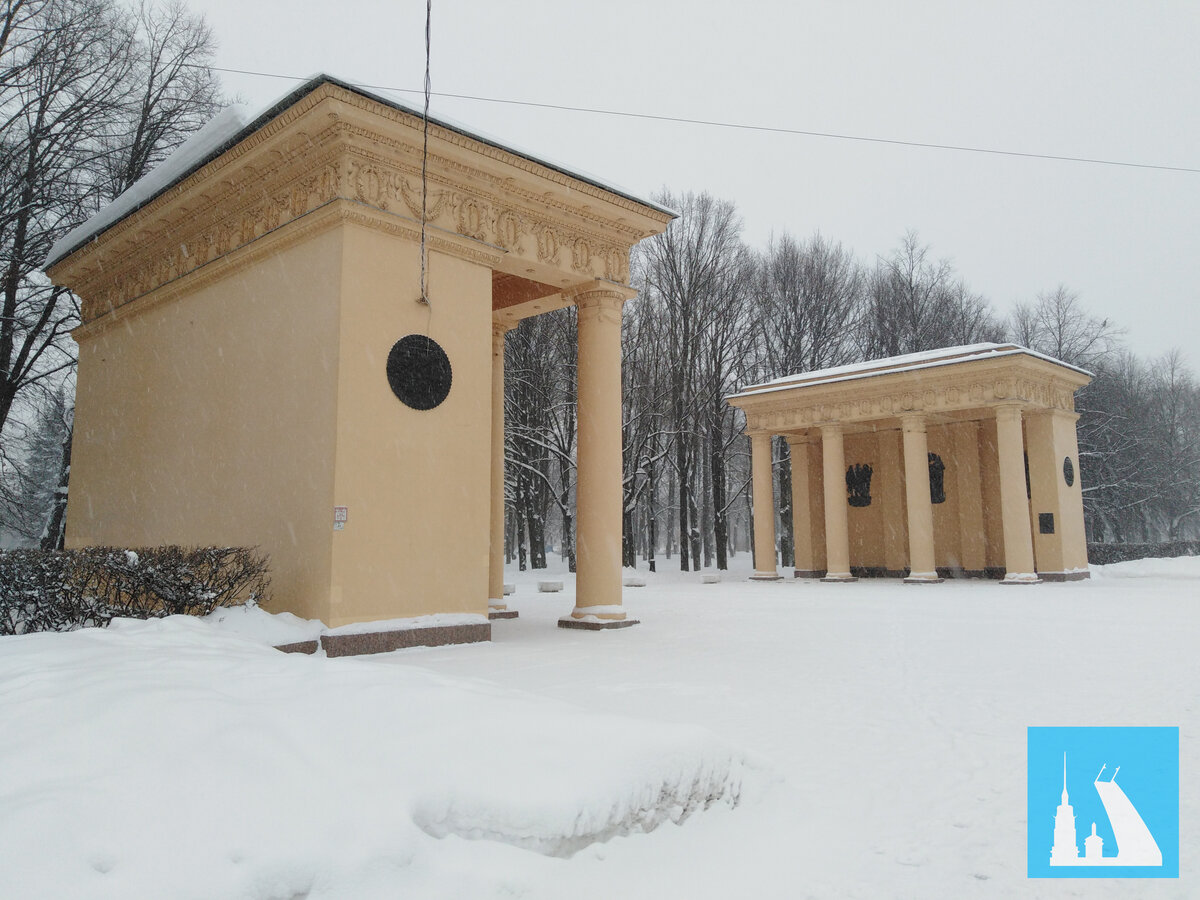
top-left (45, 73), bottom-right (676, 269)
top-left (731, 343), bottom-right (1092, 401)
top-left (46, 104), bottom-right (254, 268)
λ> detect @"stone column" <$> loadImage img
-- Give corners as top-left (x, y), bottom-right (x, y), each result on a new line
top-left (786, 435), bottom-right (820, 577)
top-left (901, 415), bottom-right (942, 583)
top-left (820, 424), bottom-right (856, 582)
top-left (995, 404), bottom-right (1040, 584)
top-left (561, 290), bottom-right (637, 628)
top-left (488, 322), bottom-right (516, 619)
top-left (750, 431), bottom-right (781, 580)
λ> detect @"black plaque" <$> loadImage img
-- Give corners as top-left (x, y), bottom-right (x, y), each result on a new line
top-left (386, 334), bottom-right (452, 410)
top-left (1063, 456), bottom-right (1075, 487)
top-left (1039, 512), bottom-right (1055, 534)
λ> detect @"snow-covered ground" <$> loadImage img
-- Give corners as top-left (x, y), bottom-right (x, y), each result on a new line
top-left (2, 555), bottom-right (1197, 899)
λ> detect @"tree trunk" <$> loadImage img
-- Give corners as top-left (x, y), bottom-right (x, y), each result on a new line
top-left (665, 466), bottom-right (675, 559)
top-left (39, 425), bottom-right (72, 551)
top-left (711, 415), bottom-right (728, 570)
top-left (526, 505), bottom-right (546, 569)
top-left (647, 457), bottom-right (658, 572)
top-left (676, 405), bottom-right (691, 571)
top-left (700, 430), bottom-right (713, 567)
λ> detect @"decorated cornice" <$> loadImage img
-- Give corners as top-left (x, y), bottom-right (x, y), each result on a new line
top-left (733, 358), bottom-right (1087, 436)
top-left (49, 82), bottom-right (670, 327)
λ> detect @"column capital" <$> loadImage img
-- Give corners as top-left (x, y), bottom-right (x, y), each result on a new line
top-left (819, 423), bottom-right (843, 438)
top-left (995, 402), bottom-right (1025, 421)
top-left (900, 413), bottom-right (926, 433)
top-left (569, 281), bottom-right (636, 317)
top-left (573, 292), bottom-right (623, 326)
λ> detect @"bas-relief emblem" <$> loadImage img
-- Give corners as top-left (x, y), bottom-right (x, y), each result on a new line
top-left (928, 452), bottom-right (946, 504)
top-left (571, 237), bottom-right (592, 272)
top-left (603, 245), bottom-right (628, 282)
top-left (846, 463), bottom-right (873, 507)
top-left (494, 210), bottom-right (522, 250)
top-left (535, 223), bottom-right (561, 263)
top-left (456, 197), bottom-right (488, 241)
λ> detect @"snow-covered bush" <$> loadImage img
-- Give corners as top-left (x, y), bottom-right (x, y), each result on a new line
top-left (1088, 540), bottom-right (1200, 566)
top-left (0, 546), bottom-right (270, 635)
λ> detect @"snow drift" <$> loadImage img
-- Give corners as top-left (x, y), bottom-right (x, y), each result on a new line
top-left (0, 616), bottom-right (754, 899)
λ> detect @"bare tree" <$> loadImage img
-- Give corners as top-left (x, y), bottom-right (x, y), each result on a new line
top-left (941, 279), bottom-right (1004, 345)
top-left (1007, 285), bottom-right (1122, 368)
top-left (620, 287), bottom-right (670, 569)
top-left (635, 191), bottom-right (746, 571)
top-left (754, 232), bottom-right (865, 565)
top-left (857, 231), bottom-right (958, 358)
top-left (1144, 350), bottom-right (1200, 540)
top-left (757, 232), bottom-right (865, 375)
top-left (0, 0), bottom-right (221, 544)
top-left (1076, 352), bottom-right (1153, 541)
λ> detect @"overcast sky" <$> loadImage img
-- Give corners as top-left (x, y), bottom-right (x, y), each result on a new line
top-left (193, 0), bottom-right (1199, 365)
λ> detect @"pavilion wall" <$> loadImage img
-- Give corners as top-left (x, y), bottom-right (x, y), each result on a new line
top-left (978, 420), bottom-right (1006, 571)
top-left (326, 225), bottom-right (493, 627)
top-left (66, 227), bottom-right (345, 620)
top-left (844, 433), bottom-right (884, 572)
top-left (928, 424), bottom-right (961, 572)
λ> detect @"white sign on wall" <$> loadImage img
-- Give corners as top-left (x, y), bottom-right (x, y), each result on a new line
top-left (333, 506), bottom-right (348, 531)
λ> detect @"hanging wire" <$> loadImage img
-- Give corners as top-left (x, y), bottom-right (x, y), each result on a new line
top-left (202, 64), bottom-right (1200, 176)
top-left (418, 0), bottom-right (432, 305)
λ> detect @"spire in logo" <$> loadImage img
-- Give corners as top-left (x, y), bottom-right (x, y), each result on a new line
top-left (1049, 755), bottom-right (1162, 867)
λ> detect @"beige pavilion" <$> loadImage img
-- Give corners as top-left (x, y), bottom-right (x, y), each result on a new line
top-left (728, 344), bottom-right (1092, 585)
top-left (45, 75), bottom-right (674, 652)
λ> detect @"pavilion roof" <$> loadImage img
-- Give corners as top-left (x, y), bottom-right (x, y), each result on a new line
top-left (731, 343), bottom-right (1092, 403)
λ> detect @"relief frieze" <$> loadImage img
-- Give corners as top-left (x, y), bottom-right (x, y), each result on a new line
top-left (71, 122), bottom-right (639, 324)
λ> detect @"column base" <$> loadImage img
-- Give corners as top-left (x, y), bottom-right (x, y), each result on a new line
top-left (749, 571), bottom-right (784, 582)
top-left (903, 573), bottom-right (944, 584)
top-left (558, 616), bottom-right (639, 631)
top-left (850, 565), bottom-right (894, 578)
top-left (820, 573), bottom-right (858, 583)
top-left (558, 605), bottom-right (637, 630)
top-left (794, 569), bottom-right (827, 579)
top-left (1038, 570), bottom-right (1091, 582)
top-left (274, 639), bottom-right (319, 654)
top-left (488, 600), bottom-right (517, 620)
top-left (1000, 573), bottom-right (1043, 585)
top-left (321, 622), bottom-right (491, 657)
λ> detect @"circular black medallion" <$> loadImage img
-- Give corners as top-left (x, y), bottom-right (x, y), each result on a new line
top-left (386, 334), bottom-right (452, 410)
top-left (1063, 456), bottom-right (1075, 487)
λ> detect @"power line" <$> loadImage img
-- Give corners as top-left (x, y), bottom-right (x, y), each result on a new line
top-left (206, 64), bottom-right (1200, 175)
